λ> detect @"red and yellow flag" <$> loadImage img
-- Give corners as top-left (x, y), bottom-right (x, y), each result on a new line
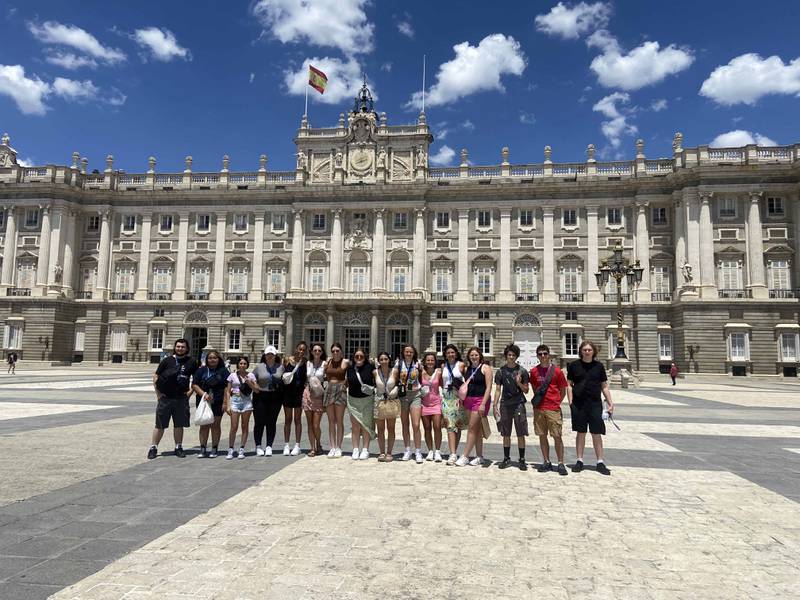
top-left (308, 65), bottom-right (328, 94)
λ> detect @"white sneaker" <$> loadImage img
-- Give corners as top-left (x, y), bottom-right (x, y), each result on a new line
top-left (469, 456), bottom-right (482, 466)
top-left (291, 443), bottom-right (301, 456)
top-left (256, 446), bottom-right (265, 457)
top-left (415, 450), bottom-right (423, 464)
top-left (265, 446), bottom-right (272, 456)
top-left (425, 450), bottom-right (434, 461)
top-left (334, 448), bottom-right (342, 458)
top-left (359, 448), bottom-right (370, 460)
top-left (401, 448), bottom-right (412, 461)
top-left (283, 444), bottom-right (291, 456)
top-left (352, 448), bottom-right (360, 460)
top-left (446, 453), bottom-right (457, 466)
top-left (226, 448), bottom-right (235, 460)
top-left (238, 447), bottom-right (246, 459)
top-left (327, 448), bottom-right (336, 458)
top-left (455, 456), bottom-right (469, 467)
top-left (434, 450), bottom-right (443, 462)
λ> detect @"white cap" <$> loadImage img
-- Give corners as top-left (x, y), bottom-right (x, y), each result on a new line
top-left (264, 345), bottom-right (278, 356)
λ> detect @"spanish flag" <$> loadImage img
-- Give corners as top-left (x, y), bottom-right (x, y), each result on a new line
top-left (308, 65), bottom-right (328, 94)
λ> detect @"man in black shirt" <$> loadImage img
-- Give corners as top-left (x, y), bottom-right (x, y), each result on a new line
top-left (493, 344), bottom-right (530, 470)
top-left (148, 338), bottom-right (199, 459)
top-left (566, 340), bottom-right (614, 475)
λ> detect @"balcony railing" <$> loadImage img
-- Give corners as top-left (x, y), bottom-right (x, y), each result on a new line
top-left (431, 293), bottom-right (453, 301)
top-left (769, 289), bottom-right (799, 299)
top-left (651, 292), bottom-right (672, 302)
top-left (718, 289), bottom-right (752, 299)
top-left (559, 293), bottom-right (584, 302)
top-left (604, 293), bottom-right (630, 302)
top-left (6, 287), bottom-right (31, 297)
top-left (111, 292), bottom-right (134, 300)
top-left (515, 293), bottom-right (540, 301)
top-left (288, 290), bottom-right (425, 301)
top-left (225, 292), bottom-right (249, 301)
top-left (148, 292), bottom-right (172, 301)
top-left (472, 293), bottom-right (496, 301)
top-left (263, 292), bottom-right (286, 301)
top-left (187, 292), bottom-right (209, 301)
top-left (76, 291), bottom-right (93, 299)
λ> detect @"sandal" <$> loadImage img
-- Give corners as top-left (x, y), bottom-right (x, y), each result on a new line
top-left (378, 453), bottom-right (386, 462)
top-left (385, 454), bottom-right (394, 462)
top-left (308, 449), bottom-right (316, 457)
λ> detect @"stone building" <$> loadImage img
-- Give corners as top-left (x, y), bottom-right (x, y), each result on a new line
top-left (1, 85), bottom-right (798, 376)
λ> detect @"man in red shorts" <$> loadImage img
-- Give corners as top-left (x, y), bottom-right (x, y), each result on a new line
top-left (530, 344), bottom-right (569, 476)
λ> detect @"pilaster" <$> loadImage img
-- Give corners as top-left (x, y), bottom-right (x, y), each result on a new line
top-left (746, 191), bottom-right (768, 298)
top-left (455, 208), bottom-right (470, 301)
top-left (173, 211), bottom-right (190, 300)
top-left (542, 207), bottom-right (556, 302)
top-left (35, 205), bottom-right (52, 295)
top-left (290, 209), bottom-right (304, 291)
top-left (135, 213), bottom-right (152, 301)
top-left (586, 206), bottom-right (601, 302)
top-left (498, 208), bottom-right (513, 301)
top-left (211, 211), bottom-right (227, 301)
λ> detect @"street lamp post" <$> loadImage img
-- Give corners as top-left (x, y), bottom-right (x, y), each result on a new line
top-left (595, 244), bottom-right (644, 368)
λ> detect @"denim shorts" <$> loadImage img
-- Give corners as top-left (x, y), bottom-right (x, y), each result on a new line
top-left (230, 393), bottom-right (254, 413)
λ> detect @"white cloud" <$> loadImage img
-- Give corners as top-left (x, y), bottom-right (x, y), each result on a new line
top-left (252, 0), bottom-right (373, 54)
top-left (534, 1), bottom-right (611, 40)
top-left (52, 77), bottom-right (99, 101)
top-left (17, 157), bottom-right (34, 167)
top-left (429, 145), bottom-right (456, 166)
top-left (0, 64), bottom-right (51, 115)
top-left (461, 119), bottom-right (475, 131)
top-left (435, 122), bottom-right (450, 140)
top-left (709, 130), bottom-right (777, 148)
top-left (650, 98), bottom-right (668, 111)
top-left (133, 27), bottom-right (191, 62)
top-left (107, 87), bottom-right (127, 106)
top-left (407, 34), bottom-right (526, 108)
top-left (27, 20), bottom-right (125, 64)
top-left (519, 111), bottom-right (536, 125)
top-left (380, 62), bottom-right (392, 72)
top-left (45, 51), bottom-right (98, 70)
top-left (590, 35), bottom-right (694, 90)
top-left (397, 16), bottom-right (414, 38)
top-left (249, 72), bottom-right (255, 84)
top-left (284, 57), bottom-right (367, 105)
top-left (593, 92), bottom-right (637, 148)
top-left (699, 53), bottom-right (800, 106)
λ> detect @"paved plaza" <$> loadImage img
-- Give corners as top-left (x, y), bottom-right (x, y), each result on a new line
top-left (0, 368), bottom-right (798, 599)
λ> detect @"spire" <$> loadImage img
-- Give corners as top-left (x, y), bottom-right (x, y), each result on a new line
top-left (352, 76), bottom-right (376, 115)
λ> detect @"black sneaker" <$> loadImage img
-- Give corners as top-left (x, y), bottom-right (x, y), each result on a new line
top-left (498, 457), bottom-right (512, 469)
top-left (175, 446), bottom-right (186, 458)
top-left (571, 460), bottom-right (584, 473)
top-left (147, 446), bottom-right (157, 460)
top-left (557, 463), bottom-right (568, 476)
top-left (596, 462), bottom-right (611, 476)
top-left (537, 461), bottom-right (552, 473)
top-left (518, 460), bottom-right (528, 471)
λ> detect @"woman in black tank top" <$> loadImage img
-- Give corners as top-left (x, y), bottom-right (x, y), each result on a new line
top-left (457, 346), bottom-right (493, 467)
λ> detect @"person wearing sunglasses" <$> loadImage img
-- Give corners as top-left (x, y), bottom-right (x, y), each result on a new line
top-left (529, 344), bottom-right (569, 476)
top-left (345, 348), bottom-right (376, 460)
top-left (566, 340), bottom-right (614, 475)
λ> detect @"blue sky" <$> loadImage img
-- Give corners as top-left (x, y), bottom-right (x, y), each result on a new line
top-left (1, 0), bottom-right (799, 171)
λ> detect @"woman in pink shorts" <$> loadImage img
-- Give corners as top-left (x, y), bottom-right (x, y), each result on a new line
top-left (420, 352), bottom-right (443, 462)
top-left (455, 346), bottom-right (493, 467)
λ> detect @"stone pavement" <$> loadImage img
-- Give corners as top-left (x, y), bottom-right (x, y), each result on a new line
top-left (0, 369), bottom-right (798, 599)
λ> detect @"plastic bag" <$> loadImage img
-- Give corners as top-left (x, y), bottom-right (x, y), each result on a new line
top-left (194, 398), bottom-right (215, 426)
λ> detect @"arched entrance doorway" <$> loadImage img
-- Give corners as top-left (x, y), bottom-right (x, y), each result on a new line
top-left (513, 313), bottom-right (542, 371)
top-left (183, 310), bottom-right (209, 361)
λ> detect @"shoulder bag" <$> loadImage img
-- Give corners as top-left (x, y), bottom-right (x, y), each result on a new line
top-left (531, 365), bottom-right (555, 409)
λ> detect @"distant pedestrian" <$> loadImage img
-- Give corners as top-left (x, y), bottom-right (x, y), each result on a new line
top-left (149, 339), bottom-right (198, 459)
top-left (669, 362), bottom-right (679, 386)
top-left (529, 344), bottom-right (569, 475)
top-left (6, 352), bottom-right (17, 375)
top-left (192, 350), bottom-right (228, 458)
top-left (224, 356), bottom-right (257, 460)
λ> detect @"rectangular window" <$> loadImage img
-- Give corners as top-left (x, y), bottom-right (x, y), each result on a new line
top-left (517, 265), bottom-right (537, 294)
top-left (436, 212), bottom-right (450, 229)
top-left (230, 308), bottom-right (241, 318)
top-left (393, 212), bottom-right (408, 230)
top-left (196, 214), bottom-right (210, 232)
top-left (306, 328), bottom-right (325, 346)
top-left (121, 215), bottom-right (136, 232)
top-left (0, 210), bottom-right (5, 228)
top-left (435, 310), bottom-right (448, 320)
top-left (312, 213), bottom-right (326, 232)
top-left (227, 329), bottom-right (241, 351)
top-left (718, 260), bottom-right (741, 289)
top-left (351, 266), bottom-right (366, 292)
top-left (233, 214), bottom-right (248, 232)
top-left (652, 266), bottom-right (670, 293)
top-left (268, 309), bottom-right (280, 318)
top-left (561, 266), bottom-right (580, 293)
top-left (392, 267), bottom-right (407, 292)
top-left (476, 331), bottom-right (492, 355)
top-left (768, 260), bottom-right (790, 290)
top-left (519, 209), bottom-right (534, 227)
top-left (658, 333), bottom-right (673, 360)
top-left (159, 214), bottom-right (173, 232)
top-left (607, 207), bottom-right (622, 226)
top-left (73, 324), bottom-right (85, 352)
top-left (310, 267), bottom-right (326, 291)
top-left (728, 332), bottom-right (749, 361)
top-left (562, 209), bottom-right (577, 227)
top-left (153, 308), bottom-right (165, 317)
top-left (719, 198), bottom-right (737, 218)
top-left (345, 327), bottom-right (371, 358)
top-left (84, 215), bottom-right (100, 232)
top-left (24, 208), bottom-right (40, 228)
top-left (3, 324), bottom-right (22, 349)
top-left (564, 332), bottom-right (579, 357)
top-left (228, 265), bottom-right (248, 293)
top-left (564, 310), bottom-right (578, 321)
top-left (190, 266), bottom-right (210, 293)
top-left (268, 269), bottom-right (285, 293)
top-left (115, 265), bottom-right (135, 293)
top-left (110, 325), bottom-right (127, 352)
top-left (478, 311), bottom-right (490, 320)
top-left (16, 262), bottom-right (36, 288)
top-left (150, 328), bottom-right (165, 351)
top-left (767, 197), bottom-right (784, 217)
top-left (152, 266), bottom-right (172, 293)
top-left (652, 207), bottom-right (668, 225)
top-left (435, 331), bottom-right (449, 354)
top-left (433, 268), bottom-right (451, 293)
top-left (475, 267), bottom-right (493, 294)
top-left (477, 210), bottom-right (492, 228)
top-left (271, 213), bottom-right (286, 232)
top-left (265, 329), bottom-right (281, 353)
top-left (780, 333), bottom-right (798, 361)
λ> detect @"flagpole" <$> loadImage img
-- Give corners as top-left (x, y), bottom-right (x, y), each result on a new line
top-left (304, 75), bottom-right (309, 118)
top-left (421, 55), bottom-right (426, 113)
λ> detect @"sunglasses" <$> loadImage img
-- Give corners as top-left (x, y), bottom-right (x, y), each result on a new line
top-left (537, 351), bottom-right (549, 356)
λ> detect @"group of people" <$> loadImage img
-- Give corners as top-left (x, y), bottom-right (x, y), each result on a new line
top-left (147, 337), bottom-right (615, 475)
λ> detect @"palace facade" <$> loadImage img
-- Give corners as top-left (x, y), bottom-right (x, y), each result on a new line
top-left (1, 86), bottom-right (799, 376)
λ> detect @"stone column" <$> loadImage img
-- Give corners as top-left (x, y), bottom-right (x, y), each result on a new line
top-left (95, 210), bottom-right (112, 299)
top-left (251, 212), bottom-right (265, 298)
top-left (285, 309), bottom-right (294, 354)
top-left (498, 208), bottom-right (512, 301)
top-left (412, 308), bottom-right (421, 350)
top-left (61, 210), bottom-right (77, 296)
top-left (685, 188), bottom-right (701, 293)
top-left (35, 205), bottom-right (52, 294)
top-left (746, 191), bottom-right (768, 298)
top-left (456, 208), bottom-right (470, 301)
top-left (634, 200), bottom-right (651, 302)
top-left (698, 192), bottom-right (717, 298)
top-left (673, 193), bottom-right (686, 294)
top-left (330, 209), bottom-right (343, 290)
top-left (1, 206), bottom-right (17, 287)
top-left (370, 309), bottom-right (379, 356)
top-left (794, 193), bottom-right (800, 290)
top-left (412, 208), bottom-right (426, 291)
top-left (46, 206), bottom-right (64, 296)
top-left (135, 213), bottom-right (152, 300)
top-left (173, 211), bottom-right (190, 300)
top-left (542, 207), bottom-right (556, 301)
top-left (371, 208), bottom-right (386, 291)
top-left (326, 309), bottom-right (335, 346)
top-left (586, 205), bottom-right (601, 302)
top-left (211, 211), bottom-right (227, 301)
top-left (290, 209), bottom-right (304, 291)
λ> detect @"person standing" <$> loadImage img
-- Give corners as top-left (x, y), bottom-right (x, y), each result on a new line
top-left (148, 338), bottom-right (198, 459)
top-left (192, 350), bottom-right (228, 458)
top-left (393, 344), bottom-right (424, 463)
top-left (6, 352), bottom-right (17, 375)
top-left (282, 342), bottom-right (307, 456)
top-left (304, 343), bottom-right (327, 456)
top-left (374, 351), bottom-right (399, 461)
top-left (566, 340), bottom-right (614, 475)
top-left (252, 347), bottom-right (285, 456)
top-left (324, 343), bottom-right (349, 457)
top-left (346, 348), bottom-right (377, 460)
top-left (420, 351), bottom-right (444, 462)
top-left (224, 356), bottom-right (257, 459)
top-left (455, 347), bottom-right (493, 467)
top-left (440, 344), bottom-right (467, 465)
top-left (493, 344), bottom-right (530, 471)
top-left (529, 344), bottom-right (569, 476)
top-left (669, 362), bottom-right (679, 386)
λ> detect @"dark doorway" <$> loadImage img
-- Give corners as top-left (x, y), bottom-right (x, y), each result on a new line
top-left (186, 327), bottom-right (208, 362)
